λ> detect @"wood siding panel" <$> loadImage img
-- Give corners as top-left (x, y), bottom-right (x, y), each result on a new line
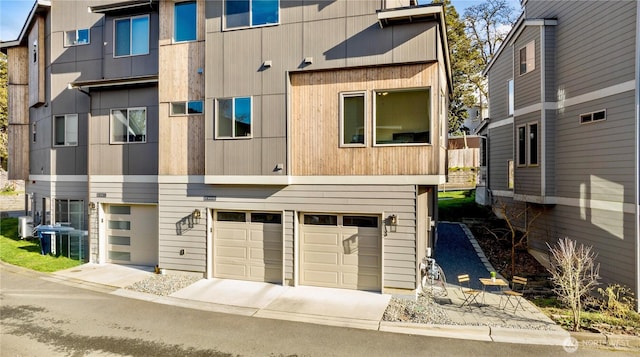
top-left (291, 63), bottom-right (443, 176)
top-left (7, 125), bottom-right (29, 180)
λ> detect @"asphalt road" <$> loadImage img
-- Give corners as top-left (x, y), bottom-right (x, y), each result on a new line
top-left (0, 264), bottom-right (631, 357)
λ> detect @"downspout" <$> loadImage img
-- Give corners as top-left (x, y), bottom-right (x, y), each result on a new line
top-left (635, 0), bottom-right (640, 312)
top-left (540, 25), bottom-right (546, 200)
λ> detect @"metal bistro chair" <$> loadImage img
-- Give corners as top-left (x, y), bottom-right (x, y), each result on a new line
top-left (501, 276), bottom-right (528, 312)
top-left (457, 274), bottom-right (481, 310)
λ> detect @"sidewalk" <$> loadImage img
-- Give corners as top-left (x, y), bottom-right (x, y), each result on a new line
top-left (49, 262), bottom-right (572, 346)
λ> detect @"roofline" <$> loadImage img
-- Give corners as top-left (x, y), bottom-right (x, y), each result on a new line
top-left (0, 0), bottom-right (50, 50)
top-left (89, 0), bottom-right (157, 14)
top-left (69, 75), bottom-right (158, 90)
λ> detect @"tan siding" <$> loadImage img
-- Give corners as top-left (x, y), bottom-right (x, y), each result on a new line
top-left (291, 63), bottom-right (443, 176)
top-left (7, 125), bottom-right (29, 180)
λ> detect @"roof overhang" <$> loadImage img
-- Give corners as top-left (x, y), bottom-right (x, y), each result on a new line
top-left (377, 4), bottom-right (442, 28)
top-left (68, 75), bottom-right (158, 90)
top-left (89, 0), bottom-right (157, 14)
top-left (0, 0), bottom-right (51, 52)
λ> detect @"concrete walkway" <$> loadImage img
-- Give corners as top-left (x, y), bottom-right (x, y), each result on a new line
top-left (50, 262), bottom-right (571, 346)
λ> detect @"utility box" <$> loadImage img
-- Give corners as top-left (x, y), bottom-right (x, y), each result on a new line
top-left (18, 216), bottom-right (33, 239)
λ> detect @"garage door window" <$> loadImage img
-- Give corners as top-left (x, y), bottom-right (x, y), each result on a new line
top-left (217, 211), bottom-right (246, 222)
top-left (303, 214), bottom-right (337, 226)
top-left (108, 221), bottom-right (131, 230)
top-left (251, 213), bottom-right (282, 224)
top-left (343, 216), bottom-right (378, 228)
top-left (109, 205), bottom-right (131, 214)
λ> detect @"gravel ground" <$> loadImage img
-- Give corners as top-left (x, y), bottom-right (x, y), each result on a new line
top-left (383, 292), bottom-right (455, 325)
top-left (125, 273), bottom-right (202, 296)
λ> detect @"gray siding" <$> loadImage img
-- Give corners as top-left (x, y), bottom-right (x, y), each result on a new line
top-left (555, 91), bottom-right (636, 203)
top-left (544, 109), bottom-right (555, 196)
top-left (513, 26), bottom-right (540, 110)
top-left (91, 181), bottom-right (158, 204)
top-left (158, 183), bottom-right (421, 290)
top-left (543, 26), bottom-right (555, 103)
top-left (90, 88), bottom-right (159, 175)
top-left (487, 125), bottom-right (512, 192)
top-left (487, 44), bottom-right (512, 120)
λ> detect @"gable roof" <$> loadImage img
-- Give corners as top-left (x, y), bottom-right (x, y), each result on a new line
top-left (0, 0), bottom-right (50, 51)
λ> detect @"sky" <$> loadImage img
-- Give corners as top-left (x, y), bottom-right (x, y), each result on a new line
top-left (0, 0), bottom-right (523, 42)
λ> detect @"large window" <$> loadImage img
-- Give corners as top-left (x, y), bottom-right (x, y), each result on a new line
top-left (517, 122), bottom-right (538, 167)
top-left (340, 92), bottom-right (365, 146)
top-left (54, 114), bottom-right (78, 146)
top-left (374, 88), bottom-right (430, 145)
top-left (54, 199), bottom-right (84, 230)
top-left (224, 0), bottom-right (279, 29)
top-left (519, 40), bottom-right (535, 75)
top-left (216, 97), bottom-right (252, 138)
top-left (174, 1), bottom-right (196, 42)
top-left (111, 108), bottom-right (147, 143)
top-left (64, 29), bottom-right (90, 47)
top-left (114, 15), bottom-right (149, 57)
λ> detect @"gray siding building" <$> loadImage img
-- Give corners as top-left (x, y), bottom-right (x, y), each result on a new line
top-left (480, 0), bottom-right (640, 306)
top-left (2, 0), bottom-right (450, 296)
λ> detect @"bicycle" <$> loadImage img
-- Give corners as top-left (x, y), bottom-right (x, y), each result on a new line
top-left (420, 256), bottom-right (448, 297)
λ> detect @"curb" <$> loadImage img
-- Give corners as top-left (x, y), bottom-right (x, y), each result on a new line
top-left (490, 325), bottom-right (569, 345)
top-left (379, 321), bottom-right (492, 341)
top-left (571, 331), bottom-right (640, 350)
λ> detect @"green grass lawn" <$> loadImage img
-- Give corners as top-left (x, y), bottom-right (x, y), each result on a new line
top-left (0, 217), bottom-right (82, 272)
top-left (438, 190), bottom-right (491, 222)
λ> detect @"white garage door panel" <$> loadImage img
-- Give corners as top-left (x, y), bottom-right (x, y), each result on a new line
top-left (300, 215), bottom-right (381, 291)
top-left (214, 216), bottom-right (283, 283)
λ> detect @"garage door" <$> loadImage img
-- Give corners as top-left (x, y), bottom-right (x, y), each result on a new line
top-left (213, 211), bottom-right (282, 283)
top-left (105, 205), bottom-right (158, 266)
top-left (300, 214), bottom-right (381, 291)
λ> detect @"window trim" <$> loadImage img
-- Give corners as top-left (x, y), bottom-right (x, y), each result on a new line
top-left (579, 109), bottom-right (607, 124)
top-left (222, 0), bottom-right (280, 31)
top-left (64, 28), bottom-right (91, 47)
top-left (215, 96), bottom-right (253, 139)
top-left (109, 107), bottom-right (147, 144)
top-left (174, 1), bottom-right (197, 43)
top-left (53, 113), bottom-right (79, 147)
top-left (373, 87), bottom-right (432, 147)
top-left (519, 40), bottom-right (535, 75)
top-left (527, 122), bottom-right (539, 166)
top-left (170, 100), bottom-right (204, 116)
top-left (113, 14), bottom-right (150, 58)
top-left (517, 124), bottom-right (526, 167)
top-left (339, 91), bottom-right (367, 147)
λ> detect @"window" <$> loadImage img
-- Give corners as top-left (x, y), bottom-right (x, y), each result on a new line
top-left (340, 92), bottom-right (365, 146)
top-left (508, 79), bottom-right (514, 115)
top-left (528, 123), bottom-right (538, 165)
top-left (64, 29), bottom-right (90, 47)
top-left (517, 122), bottom-right (538, 167)
top-left (343, 216), bottom-right (378, 228)
top-left (110, 108), bottom-right (147, 143)
top-left (174, 1), bottom-right (196, 42)
top-left (224, 0), bottom-right (279, 29)
top-left (171, 100), bottom-right (204, 115)
top-left (251, 212), bottom-right (282, 224)
top-left (32, 123), bottom-right (37, 143)
top-left (517, 125), bottom-right (526, 166)
top-left (217, 211), bottom-right (246, 222)
top-left (54, 199), bottom-right (84, 229)
top-left (109, 205), bottom-right (131, 214)
top-left (519, 40), bottom-right (535, 75)
top-left (54, 114), bottom-right (78, 146)
top-left (216, 97), bottom-right (252, 138)
top-left (374, 88), bottom-right (430, 145)
top-left (32, 40), bottom-right (37, 63)
top-left (303, 214), bottom-right (337, 226)
top-left (508, 160), bottom-right (514, 189)
top-left (114, 15), bottom-right (149, 57)
top-left (580, 109), bottom-right (606, 124)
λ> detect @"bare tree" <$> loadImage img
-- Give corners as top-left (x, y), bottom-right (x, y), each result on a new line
top-left (492, 199), bottom-right (542, 277)
top-left (463, 0), bottom-right (517, 102)
top-left (546, 237), bottom-right (600, 332)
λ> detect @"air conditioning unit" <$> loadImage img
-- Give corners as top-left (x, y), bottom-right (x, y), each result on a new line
top-left (18, 216), bottom-right (34, 239)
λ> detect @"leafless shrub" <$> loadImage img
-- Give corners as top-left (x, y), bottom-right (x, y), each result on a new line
top-left (546, 237), bottom-right (600, 331)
